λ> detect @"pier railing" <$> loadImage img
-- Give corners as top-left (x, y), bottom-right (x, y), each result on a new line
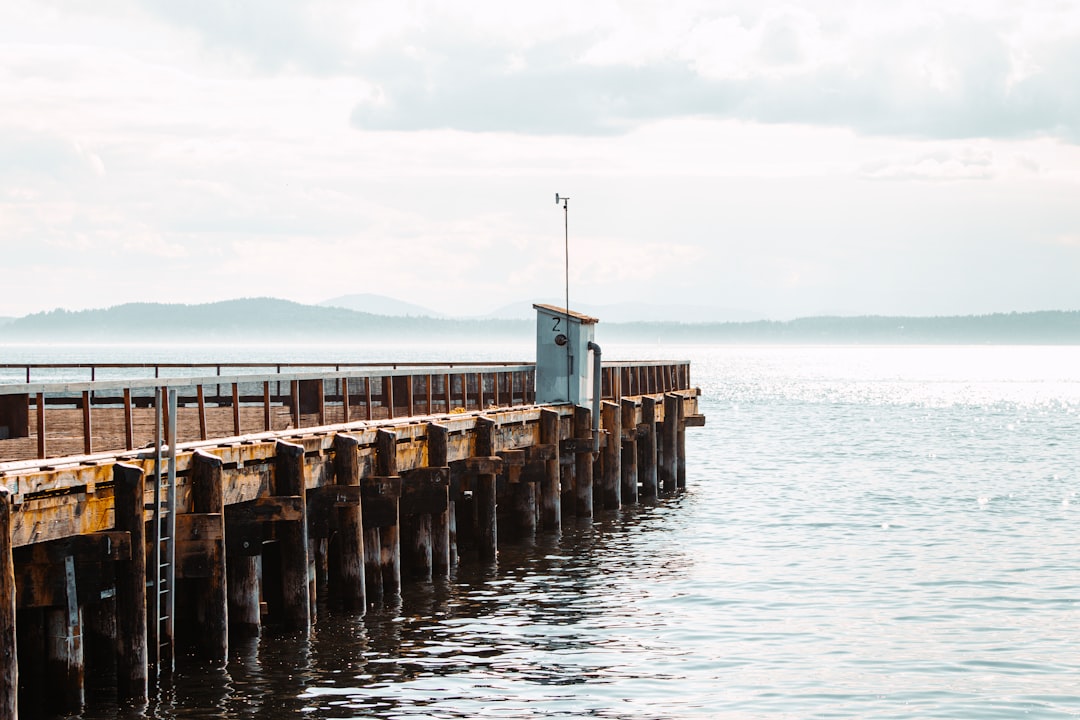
top-left (0, 360), bottom-right (691, 463)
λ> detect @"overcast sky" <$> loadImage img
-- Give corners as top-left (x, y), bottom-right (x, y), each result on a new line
top-left (2, 0), bottom-right (1079, 320)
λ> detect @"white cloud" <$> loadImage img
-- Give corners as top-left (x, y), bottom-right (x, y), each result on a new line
top-left (1, 0), bottom-right (1080, 319)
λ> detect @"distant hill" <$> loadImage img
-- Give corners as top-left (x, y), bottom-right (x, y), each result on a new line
top-left (600, 311), bottom-right (1080, 345)
top-left (320, 293), bottom-right (444, 318)
top-left (0, 317), bottom-right (12, 327)
top-left (482, 299), bottom-right (762, 323)
top-left (1, 300), bottom-right (1078, 345)
top-left (0, 298), bottom-right (529, 341)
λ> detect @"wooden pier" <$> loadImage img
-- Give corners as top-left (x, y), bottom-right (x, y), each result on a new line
top-left (0, 359), bottom-right (703, 717)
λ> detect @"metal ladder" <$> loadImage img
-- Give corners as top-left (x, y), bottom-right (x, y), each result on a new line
top-left (151, 387), bottom-right (177, 678)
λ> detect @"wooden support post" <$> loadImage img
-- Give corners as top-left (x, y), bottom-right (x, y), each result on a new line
top-left (574, 406), bottom-right (593, 518)
top-left (661, 394), bottom-right (679, 493)
top-left (263, 381), bottom-right (272, 432)
top-left (362, 521), bottom-right (382, 601)
top-left (361, 474), bottom-right (401, 601)
top-left (400, 461), bottom-right (450, 582)
top-left (474, 418), bottom-right (498, 561)
top-left (317, 380), bottom-right (326, 426)
top-left (0, 487), bottom-right (17, 720)
top-left (384, 376), bottom-right (394, 418)
top-left (124, 388), bottom-right (134, 450)
top-left (505, 453), bottom-right (536, 539)
top-left (187, 450), bottom-right (228, 665)
top-left (427, 424), bottom-right (453, 577)
top-left (82, 390), bottom-right (92, 455)
top-left (376, 430), bottom-right (401, 594)
top-left (274, 441), bottom-right (311, 632)
top-left (290, 380), bottom-right (300, 429)
top-left (112, 462), bottom-right (147, 703)
top-left (677, 395), bottom-right (687, 489)
top-left (232, 383), bottom-right (241, 435)
top-left (539, 409), bottom-right (561, 531)
top-left (45, 556), bottom-right (83, 714)
top-left (36, 391), bottom-right (46, 459)
top-left (196, 385), bottom-right (207, 440)
top-left (333, 434), bottom-right (366, 611)
top-left (402, 509), bottom-right (432, 582)
top-left (406, 376), bottom-right (414, 417)
top-left (225, 499), bottom-right (261, 639)
top-left (342, 378), bottom-right (351, 423)
top-left (600, 401), bottom-right (621, 510)
top-left (621, 399), bottom-right (639, 504)
top-left (444, 373), bottom-right (452, 412)
top-left (639, 396), bottom-right (658, 498)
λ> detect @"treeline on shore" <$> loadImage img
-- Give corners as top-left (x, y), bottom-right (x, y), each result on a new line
top-left (1, 298), bottom-right (1079, 344)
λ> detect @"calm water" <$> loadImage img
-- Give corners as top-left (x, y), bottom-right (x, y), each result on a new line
top-left (6, 344), bottom-right (1080, 719)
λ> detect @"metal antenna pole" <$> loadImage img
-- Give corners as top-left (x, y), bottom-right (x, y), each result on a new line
top-left (556, 193), bottom-right (572, 403)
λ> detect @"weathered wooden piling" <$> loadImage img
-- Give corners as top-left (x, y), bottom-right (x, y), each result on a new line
top-left (180, 450), bottom-right (228, 665)
top-left (361, 431), bottom-right (401, 599)
top-left (495, 449), bottom-right (528, 541)
top-left (676, 395), bottom-right (687, 490)
top-left (274, 441), bottom-right (311, 632)
top-left (573, 406), bottom-right (594, 517)
top-left (332, 434), bottom-right (366, 610)
top-left (45, 571), bottom-right (82, 711)
top-left (112, 462), bottom-right (147, 703)
top-left (620, 398), bottom-right (639, 504)
top-left (639, 397), bottom-right (659, 498)
top-left (599, 401), bottom-right (621, 510)
top-left (0, 487), bottom-right (17, 720)
top-left (225, 512), bottom-right (261, 639)
top-left (661, 394), bottom-right (680, 493)
top-left (427, 424), bottom-right (453, 576)
top-left (375, 430), bottom-right (401, 594)
top-left (539, 408), bottom-right (561, 530)
top-left (474, 418), bottom-right (499, 561)
top-left (400, 426), bottom-right (450, 582)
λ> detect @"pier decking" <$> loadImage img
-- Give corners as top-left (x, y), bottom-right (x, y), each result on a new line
top-left (0, 358), bottom-right (703, 717)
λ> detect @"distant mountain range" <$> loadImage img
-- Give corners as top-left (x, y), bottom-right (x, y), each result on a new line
top-left (478, 300), bottom-right (761, 323)
top-left (316, 293), bottom-right (761, 323)
top-left (1, 298), bottom-right (1078, 344)
top-left (319, 293), bottom-right (447, 318)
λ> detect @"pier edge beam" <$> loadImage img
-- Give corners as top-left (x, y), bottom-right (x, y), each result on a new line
top-left (574, 406), bottom-right (594, 517)
top-left (333, 434), bottom-right (366, 611)
top-left (274, 441), bottom-right (311, 632)
top-left (188, 450), bottom-right (228, 665)
top-left (620, 399), bottom-right (639, 505)
top-left (428, 424), bottom-right (453, 577)
top-left (639, 397), bottom-right (659, 498)
top-left (661, 394), bottom-right (679, 494)
top-left (539, 409), bottom-right (561, 531)
top-left (112, 462), bottom-right (147, 704)
top-left (0, 487), bottom-right (17, 720)
top-left (600, 401), bottom-right (622, 510)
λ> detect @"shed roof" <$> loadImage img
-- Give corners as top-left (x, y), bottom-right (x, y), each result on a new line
top-left (532, 304), bottom-right (599, 325)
